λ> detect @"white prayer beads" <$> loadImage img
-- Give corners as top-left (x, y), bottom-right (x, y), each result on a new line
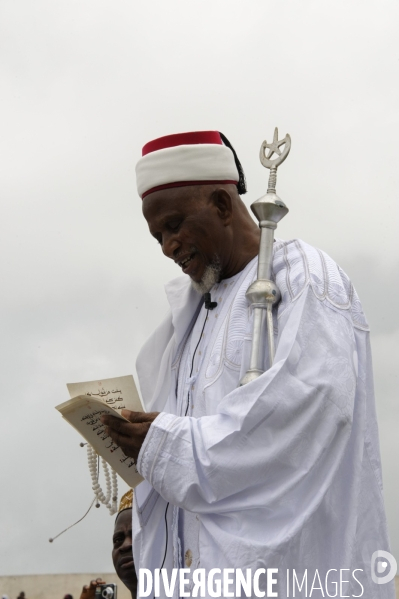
top-left (87, 444), bottom-right (118, 515)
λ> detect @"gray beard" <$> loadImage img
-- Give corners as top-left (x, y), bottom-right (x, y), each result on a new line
top-left (190, 256), bottom-right (222, 295)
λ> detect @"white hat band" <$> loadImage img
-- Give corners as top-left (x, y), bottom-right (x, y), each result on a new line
top-left (136, 144), bottom-right (239, 198)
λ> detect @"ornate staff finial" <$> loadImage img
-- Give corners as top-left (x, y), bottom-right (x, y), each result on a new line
top-left (259, 127), bottom-right (291, 194)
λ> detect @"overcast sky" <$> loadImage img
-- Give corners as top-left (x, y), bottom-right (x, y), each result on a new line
top-left (0, 0), bottom-right (398, 576)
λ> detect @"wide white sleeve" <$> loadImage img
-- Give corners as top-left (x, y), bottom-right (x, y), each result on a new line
top-left (136, 286), bottom-right (358, 515)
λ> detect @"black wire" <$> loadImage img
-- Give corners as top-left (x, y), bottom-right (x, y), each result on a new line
top-left (156, 305), bottom-right (210, 590)
top-left (160, 502), bottom-right (170, 569)
top-left (184, 308), bottom-right (209, 416)
top-left (153, 501), bottom-right (170, 599)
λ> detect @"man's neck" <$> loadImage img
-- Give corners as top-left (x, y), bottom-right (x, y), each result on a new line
top-left (221, 246), bottom-right (259, 281)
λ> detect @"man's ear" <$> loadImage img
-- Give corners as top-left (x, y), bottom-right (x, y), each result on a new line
top-left (210, 188), bottom-right (233, 225)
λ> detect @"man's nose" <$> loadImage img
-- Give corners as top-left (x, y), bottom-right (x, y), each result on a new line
top-left (162, 232), bottom-right (180, 259)
top-left (120, 536), bottom-right (132, 552)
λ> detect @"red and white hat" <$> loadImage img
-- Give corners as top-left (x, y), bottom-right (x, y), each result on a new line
top-left (136, 131), bottom-right (240, 199)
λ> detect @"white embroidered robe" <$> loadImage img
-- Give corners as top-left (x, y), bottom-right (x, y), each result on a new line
top-left (132, 239), bottom-right (394, 599)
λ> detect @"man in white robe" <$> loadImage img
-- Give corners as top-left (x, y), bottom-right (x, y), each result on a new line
top-left (102, 131), bottom-right (395, 598)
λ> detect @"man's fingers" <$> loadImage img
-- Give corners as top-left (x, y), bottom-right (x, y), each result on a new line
top-left (100, 411), bottom-right (158, 461)
top-left (101, 416), bottom-right (131, 435)
top-left (106, 424), bottom-right (146, 447)
top-left (106, 427), bottom-right (128, 447)
top-left (102, 416), bottom-right (154, 439)
top-left (109, 420), bottom-right (146, 439)
top-left (102, 411), bottom-right (158, 427)
top-left (121, 409), bottom-right (159, 423)
top-left (85, 579), bottom-right (105, 590)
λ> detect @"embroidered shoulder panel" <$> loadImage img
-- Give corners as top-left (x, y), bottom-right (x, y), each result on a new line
top-left (274, 239), bottom-right (369, 331)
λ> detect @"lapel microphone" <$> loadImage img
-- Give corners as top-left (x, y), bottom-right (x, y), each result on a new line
top-left (204, 293), bottom-right (218, 310)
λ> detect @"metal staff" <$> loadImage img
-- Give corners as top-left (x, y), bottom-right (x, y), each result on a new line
top-left (239, 128), bottom-right (291, 386)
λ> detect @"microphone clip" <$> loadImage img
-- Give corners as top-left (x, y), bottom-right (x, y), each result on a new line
top-left (204, 293), bottom-right (218, 310)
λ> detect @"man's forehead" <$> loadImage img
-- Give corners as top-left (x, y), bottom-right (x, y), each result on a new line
top-left (144, 184), bottom-right (208, 202)
top-left (114, 508), bottom-right (132, 531)
top-left (142, 186), bottom-right (208, 220)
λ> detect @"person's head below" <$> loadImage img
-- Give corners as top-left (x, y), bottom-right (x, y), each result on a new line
top-left (112, 491), bottom-right (136, 598)
top-left (137, 131), bottom-right (260, 294)
top-left (64, 595), bottom-right (73, 599)
top-left (80, 491), bottom-right (136, 599)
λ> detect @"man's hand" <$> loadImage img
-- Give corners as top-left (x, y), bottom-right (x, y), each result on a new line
top-left (101, 409), bottom-right (160, 462)
top-left (79, 578), bottom-right (106, 599)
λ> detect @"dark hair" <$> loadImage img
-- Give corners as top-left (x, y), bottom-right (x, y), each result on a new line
top-left (115, 506), bottom-right (132, 523)
top-left (219, 132), bottom-right (247, 195)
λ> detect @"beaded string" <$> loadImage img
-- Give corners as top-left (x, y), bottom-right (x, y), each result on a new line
top-left (87, 444), bottom-right (118, 515)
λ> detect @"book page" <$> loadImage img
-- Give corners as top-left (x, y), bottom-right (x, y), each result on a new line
top-left (56, 374), bottom-right (144, 487)
top-left (67, 374), bottom-right (143, 413)
top-left (56, 394), bottom-right (143, 487)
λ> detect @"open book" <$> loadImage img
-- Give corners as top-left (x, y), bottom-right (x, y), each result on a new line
top-left (56, 375), bottom-right (144, 487)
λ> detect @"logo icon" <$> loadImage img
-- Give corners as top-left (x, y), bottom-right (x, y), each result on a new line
top-left (371, 550), bottom-right (397, 585)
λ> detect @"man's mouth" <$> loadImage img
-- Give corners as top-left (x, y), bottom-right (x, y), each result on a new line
top-left (118, 555), bottom-right (134, 570)
top-left (177, 252), bottom-right (197, 274)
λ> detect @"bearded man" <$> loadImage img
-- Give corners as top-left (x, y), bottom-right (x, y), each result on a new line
top-left (102, 131), bottom-right (394, 598)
